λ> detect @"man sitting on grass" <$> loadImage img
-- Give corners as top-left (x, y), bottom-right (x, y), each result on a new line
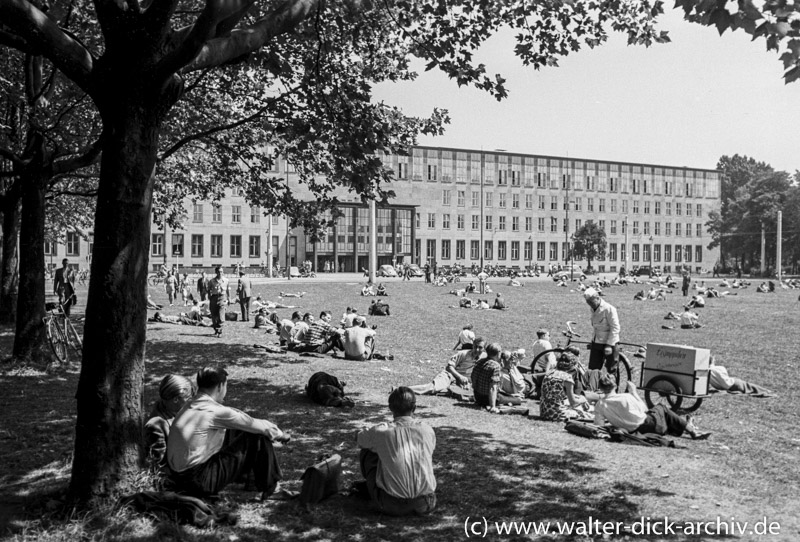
top-left (167, 367), bottom-right (292, 500)
top-left (293, 311), bottom-right (344, 354)
top-left (407, 339), bottom-right (485, 395)
top-left (471, 342), bottom-right (504, 413)
top-left (342, 316), bottom-right (377, 360)
top-left (594, 374), bottom-right (710, 440)
top-left (354, 387), bottom-right (436, 516)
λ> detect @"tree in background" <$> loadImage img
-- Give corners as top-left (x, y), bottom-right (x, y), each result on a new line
top-left (572, 221), bottom-right (607, 273)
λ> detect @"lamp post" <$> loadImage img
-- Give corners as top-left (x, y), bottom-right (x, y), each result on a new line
top-left (527, 235), bottom-right (532, 272)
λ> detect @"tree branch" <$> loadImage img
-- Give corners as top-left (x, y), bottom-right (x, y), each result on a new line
top-left (182, 0), bottom-right (318, 72)
top-left (0, 26), bottom-right (32, 52)
top-left (0, 146), bottom-right (25, 168)
top-left (0, 0), bottom-right (93, 92)
top-left (53, 138), bottom-right (103, 175)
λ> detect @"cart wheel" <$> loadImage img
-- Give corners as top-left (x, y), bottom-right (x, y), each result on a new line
top-left (644, 375), bottom-right (684, 411)
top-left (677, 397), bottom-right (703, 413)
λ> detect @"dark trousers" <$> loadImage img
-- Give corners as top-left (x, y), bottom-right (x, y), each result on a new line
top-left (239, 296), bottom-right (251, 322)
top-left (295, 335), bottom-right (344, 354)
top-left (209, 295), bottom-right (225, 330)
top-left (638, 404), bottom-right (687, 437)
top-left (359, 450), bottom-right (436, 516)
top-left (169, 430), bottom-right (282, 497)
top-left (588, 343), bottom-right (619, 374)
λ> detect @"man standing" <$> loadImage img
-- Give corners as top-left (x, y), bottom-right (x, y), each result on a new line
top-left (167, 367), bottom-right (291, 499)
top-left (196, 271), bottom-right (209, 302)
top-left (236, 270), bottom-right (252, 322)
top-left (355, 387), bottom-right (436, 516)
top-left (53, 258), bottom-right (76, 317)
top-left (207, 266), bottom-right (230, 336)
top-left (424, 262), bottom-right (431, 284)
top-left (681, 272), bottom-right (691, 297)
top-left (584, 288), bottom-right (620, 374)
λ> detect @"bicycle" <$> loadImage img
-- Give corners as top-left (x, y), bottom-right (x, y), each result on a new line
top-left (529, 321), bottom-right (640, 392)
top-left (148, 270), bottom-right (167, 286)
top-left (43, 297), bottom-right (83, 364)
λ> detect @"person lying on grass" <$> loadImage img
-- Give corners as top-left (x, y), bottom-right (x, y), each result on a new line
top-left (593, 374), bottom-right (710, 440)
top-left (145, 374), bottom-right (194, 473)
top-left (354, 387), bottom-right (437, 516)
top-left (252, 295), bottom-right (297, 311)
top-left (408, 339), bottom-right (485, 395)
top-left (280, 291), bottom-right (306, 298)
top-left (708, 356), bottom-right (775, 397)
top-left (167, 367), bottom-right (292, 501)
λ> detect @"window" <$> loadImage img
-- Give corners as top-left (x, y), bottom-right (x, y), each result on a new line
top-left (457, 190), bottom-right (465, 206)
top-left (549, 242), bottom-right (558, 260)
top-left (193, 204), bottom-right (204, 223)
top-left (696, 224), bottom-right (702, 237)
top-left (472, 215), bottom-right (480, 230)
top-left (574, 197), bottom-right (582, 211)
top-left (499, 193), bottom-right (507, 208)
top-left (633, 221), bottom-right (639, 235)
top-left (664, 244), bottom-right (672, 262)
top-left (684, 244), bottom-right (692, 262)
top-left (498, 241), bottom-right (507, 260)
top-left (512, 194), bottom-right (520, 209)
top-left (498, 170), bottom-right (508, 185)
top-left (610, 178), bottom-right (617, 192)
top-left (610, 220), bottom-right (617, 235)
top-left (171, 234), bottom-right (184, 257)
top-left (66, 232), bottom-right (80, 256)
top-left (550, 217), bottom-right (557, 233)
top-left (654, 244), bottom-right (661, 262)
top-left (441, 240), bottom-right (451, 260)
top-left (415, 212), bottom-right (420, 229)
top-left (622, 200), bottom-right (629, 213)
top-left (609, 243), bottom-right (617, 261)
top-left (537, 173), bottom-right (547, 188)
top-left (512, 216), bottom-right (520, 232)
top-left (675, 223), bottom-right (682, 237)
top-left (695, 245), bottom-right (703, 263)
top-left (620, 244), bottom-right (626, 263)
top-left (538, 195), bottom-right (545, 210)
top-left (675, 244), bottom-right (683, 263)
top-left (231, 205), bottom-right (241, 224)
top-left (427, 164), bottom-right (437, 181)
top-left (191, 234), bottom-right (203, 257)
top-left (427, 213), bottom-right (436, 228)
top-left (575, 219), bottom-right (581, 230)
top-left (485, 193), bottom-right (493, 207)
top-left (655, 201), bottom-right (661, 215)
top-left (655, 222), bottom-right (661, 236)
top-left (676, 202), bottom-right (682, 216)
top-left (151, 234), bottom-right (164, 256)
top-left (470, 240), bottom-right (480, 260)
top-left (622, 220), bottom-right (627, 235)
top-left (696, 204), bottom-right (703, 217)
top-left (457, 214), bottom-right (465, 230)
top-left (588, 198), bottom-right (594, 212)
top-left (484, 240), bottom-right (493, 260)
top-left (610, 199), bottom-right (617, 213)
top-left (599, 198), bottom-right (606, 212)
top-left (538, 217), bottom-right (545, 232)
top-left (524, 241), bottom-right (532, 261)
top-left (644, 201), bottom-right (650, 214)
top-left (443, 214), bottom-right (450, 229)
top-left (632, 243), bottom-right (639, 262)
top-left (665, 223), bottom-right (672, 236)
top-left (599, 219), bottom-right (605, 232)
top-left (456, 240), bottom-right (465, 260)
top-left (686, 223), bottom-right (692, 237)
top-left (632, 179), bottom-right (640, 194)
top-left (272, 236), bottom-right (279, 262)
top-left (524, 217), bottom-right (532, 232)
top-left (250, 206), bottom-right (260, 223)
top-left (561, 242), bottom-right (569, 261)
top-left (211, 235), bottom-right (223, 257)
top-left (550, 196), bottom-right (558, 210)
top-left (485, 215), bottom-right (493, 230)
top-left (666, 202), bottom-right (672, 216)
top-left (643, 244), bottom-right (651, 263)
top-left (644, 222), bottom-right (650, 235)
top-left (397, 162), bottom-right (408, 179)
top-left (686, 204), bottom-right (693, 217)
top-left (442, 189), bottom-right (451, 205)
top-left (249, 236), bottom-right (260, 258)
top-left (272, 215), bottom-right (279, 225)
top-left (498, 216), bottom-right (506, 231)
top-left (632, 201), bottom-right (639, 214)
top-left (472, 192), bottom-right (480, 207)
top-left (230, 235), bottom-right (241, 258)
top-left (525, 194), bottom-right (533, 209)
top-left (44, 240), bottom-right (55, 256)
top-left (212, 204), bottom-right (223, 223)
top-left (537, 242), bottom-right (545, 260)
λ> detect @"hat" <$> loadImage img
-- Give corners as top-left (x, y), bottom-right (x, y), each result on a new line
top-left (354, 316), bottom-right (366, 326)
top-left (583, 287), bottom-right (599, 299)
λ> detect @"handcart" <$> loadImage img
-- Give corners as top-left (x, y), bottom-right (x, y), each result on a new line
top-left (639, 343), bottom-right (711, 413)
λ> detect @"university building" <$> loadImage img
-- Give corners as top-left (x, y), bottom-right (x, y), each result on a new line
top-left (46, 145), bottom-right (721, 274)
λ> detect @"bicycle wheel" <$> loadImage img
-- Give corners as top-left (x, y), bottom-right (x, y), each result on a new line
top-left (530, 348), bottom-right (564, 372)
top-left (45, 317), bottom-right (69, 363)
top-left (66, 319), bottom-right (83, 360)
top-left (614, 353), bottom-right (633, 395)
top-left (644, 375), bottom-right (684, 411)
top-left (147, 274), bottom-right (157, 286)
top-left (678, 397), bottom-right (704, 413)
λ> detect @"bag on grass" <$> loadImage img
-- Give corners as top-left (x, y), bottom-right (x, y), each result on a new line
top-left (565, 420), bottom-right (607, 439)
top-left (225, 311), bottom-right (239, 321)
top-left (298, 454), bottom-right (342, 505)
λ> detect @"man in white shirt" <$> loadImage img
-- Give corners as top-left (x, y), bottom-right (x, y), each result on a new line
top-left (407, 339), bottom-right (485, 395)
top-left (594, 374), bottom-right (709, 439)
top-left (355, 387), bottom-right (436, 516)
top-left (584, 288), bottom-right (621, 373)
top-left (167, 367), bottom-right (291, 499)
top-left (679, 307), bottom-right (702, 329)
top-left (709, 358), bottom-right (774, 397)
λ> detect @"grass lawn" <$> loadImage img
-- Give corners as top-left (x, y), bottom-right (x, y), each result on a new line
top-left (1, 274), bottom-right (799, 541)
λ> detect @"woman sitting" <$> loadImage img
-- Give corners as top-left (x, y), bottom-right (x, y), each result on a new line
top-left (144, 375), bottom-right (194, 473)
top-left (498, 350), bottom-right (533, 405)
top-left (538, 352), bottom-right (591, 421)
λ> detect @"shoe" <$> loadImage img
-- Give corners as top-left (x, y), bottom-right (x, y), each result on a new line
top-left (691, 431), bottom-right (712, 440)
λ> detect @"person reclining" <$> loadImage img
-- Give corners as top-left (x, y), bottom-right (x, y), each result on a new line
top-left (354, 387), bottom-right (437, 516)
top-left (306, 372), bottom-right (355, 407)
top-left (408, 339), bottom-right (485, 395)
top-left (280, 291), bottom-right (306, 298)
top-left (709, 357), bottom-right (774, 397)
top-left (167, 367), bottom-right (291, 500)
top-left (593, 374), bottom-right (710, 440)
top-left (145, 374), bottom-right (194, 473)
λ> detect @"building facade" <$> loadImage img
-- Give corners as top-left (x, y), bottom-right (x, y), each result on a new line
top-left (46, 145), bottom-right (721, 274)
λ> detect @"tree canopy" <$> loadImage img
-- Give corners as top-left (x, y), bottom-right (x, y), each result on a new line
top-left (572, 220), bottom-right (607, 272)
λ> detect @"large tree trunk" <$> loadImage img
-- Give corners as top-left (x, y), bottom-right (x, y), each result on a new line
top-left (13, 173), bottom-right (51, 362)
top-left (68, 101), bottom-right (162, 506)
top-left (0, 182), bottom-right (22, 325)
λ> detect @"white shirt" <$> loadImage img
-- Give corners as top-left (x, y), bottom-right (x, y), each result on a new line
top-left (594, 392), bottom-right (647, 431)
top-left (709, 365), bottom-right (735, 391)
top-left (590, 299), bottom-right (620, 345)
top-left (457, 329), bottom-right (475, 346)
top-left (532, 339), bottom-right (556, 372)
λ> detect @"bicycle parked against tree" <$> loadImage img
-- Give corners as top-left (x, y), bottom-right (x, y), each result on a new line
top-left (43, 296), bottom-right (82, 364)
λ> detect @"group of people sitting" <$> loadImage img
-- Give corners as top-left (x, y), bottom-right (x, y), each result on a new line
top-left (361, 283), bottom-right (388, 296)
top-left (145, 369), bottom-right (436, 516)
top-left (277, 309), bottom-right (377, 361)
top-left (453, 292), bottom-right (507, 310)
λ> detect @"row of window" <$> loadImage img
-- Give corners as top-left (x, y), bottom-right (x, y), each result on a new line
top-left (191, 204), bottom-right (279, 225)
top-left (44, 232), bottom-right (86, 257)
top-left (421, 239), bottom-right (703, 264)
top-left (441, 192), bottom-right (705, 215)
top-left (151, 233), bottom-right (288, 259)
top-left (419, 213), bottom-right (705, 237)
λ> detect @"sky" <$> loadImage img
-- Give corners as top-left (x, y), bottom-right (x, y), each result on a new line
top-left (372, 8), bottom-right (800, 174)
